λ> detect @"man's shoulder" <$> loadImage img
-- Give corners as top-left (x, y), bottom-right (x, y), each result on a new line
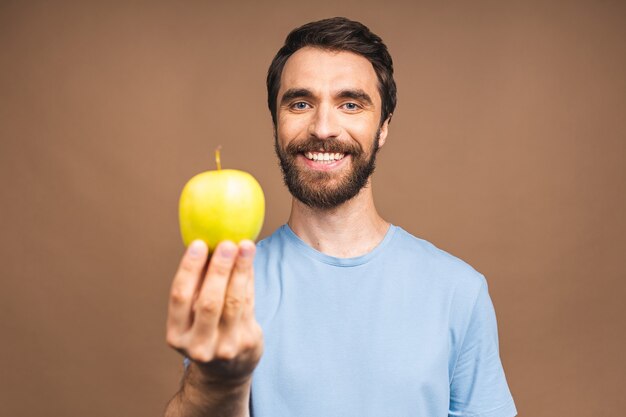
top-left (254, 225), bottom-right (291, 269)
top-left (256, 225), bottom-right (287, 253)
top-left (391, 226), bottom-right (487, 290)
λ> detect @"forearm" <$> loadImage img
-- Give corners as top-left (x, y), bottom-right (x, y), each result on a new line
top-left (164, 364), bottom-right (251, 417)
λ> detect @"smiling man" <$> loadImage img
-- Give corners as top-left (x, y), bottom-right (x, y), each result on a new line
top-left (165, 17), bottom-right (517, 417)
top-left (273, 47), bottom-right (385, 212)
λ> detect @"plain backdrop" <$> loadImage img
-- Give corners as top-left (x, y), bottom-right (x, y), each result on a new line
top-left (1, 1), bottom-right (625, 416)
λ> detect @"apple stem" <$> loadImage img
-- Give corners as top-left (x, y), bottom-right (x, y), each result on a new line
top-left (216, 145), bottom-right (222, 171)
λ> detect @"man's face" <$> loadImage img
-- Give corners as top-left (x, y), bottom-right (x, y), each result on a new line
top-left (274, 46), bottom-right (389, 209)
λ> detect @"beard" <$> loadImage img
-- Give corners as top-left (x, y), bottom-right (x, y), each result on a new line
top-left (274, 130), bottom-right (381, 210)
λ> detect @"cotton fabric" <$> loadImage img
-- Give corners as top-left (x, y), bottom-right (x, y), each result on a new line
top-left (250, 224), bottom-right (516, 417)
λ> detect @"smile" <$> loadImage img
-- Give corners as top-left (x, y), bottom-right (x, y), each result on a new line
top-left (304, 152), bottom-right (346, 164)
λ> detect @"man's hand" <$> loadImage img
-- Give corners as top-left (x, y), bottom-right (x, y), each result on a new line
top-left (166, 239), bottom-right (263, 388)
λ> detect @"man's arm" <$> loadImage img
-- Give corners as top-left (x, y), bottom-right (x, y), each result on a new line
top-left (163, 240), bottom-right (263, 417)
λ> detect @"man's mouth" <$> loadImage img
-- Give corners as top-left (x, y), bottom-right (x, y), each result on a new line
top-left (303, 152), bottom-right (346, 164)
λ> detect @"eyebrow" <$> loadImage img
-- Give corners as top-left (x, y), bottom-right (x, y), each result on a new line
top-left (280, 88), bottom-right (314, 106)
top-left (336, 89), bottom-right (374, 106)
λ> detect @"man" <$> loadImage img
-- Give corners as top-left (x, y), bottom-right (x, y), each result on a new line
top-left (165, 17), bottom-right (516, 417)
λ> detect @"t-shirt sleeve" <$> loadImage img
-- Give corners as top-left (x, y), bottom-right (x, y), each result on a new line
top-left (449, 279), bottom-right (517, 417)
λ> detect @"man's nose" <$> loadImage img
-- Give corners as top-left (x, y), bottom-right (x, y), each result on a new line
top-left (308, 105), bottom-right (340, 140)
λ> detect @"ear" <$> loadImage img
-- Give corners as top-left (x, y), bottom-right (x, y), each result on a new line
top-left (377, 115), bottom-right (391, 148)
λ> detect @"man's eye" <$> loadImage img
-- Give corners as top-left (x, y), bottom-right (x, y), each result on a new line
top-left (342, 102), bottom-right (360, 111)
top-left (292, 102), bottom-right (309, 110)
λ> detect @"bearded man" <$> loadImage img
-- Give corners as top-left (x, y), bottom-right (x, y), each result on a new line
top-left (164, 17), bottom-right (517, 417)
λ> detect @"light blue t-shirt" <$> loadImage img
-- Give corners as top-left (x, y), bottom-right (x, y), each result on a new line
top-left (251, 224), bottom-right (516, 417)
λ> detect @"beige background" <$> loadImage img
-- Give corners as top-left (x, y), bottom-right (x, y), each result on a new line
top-left (1, 1), bottom-right (625, 416)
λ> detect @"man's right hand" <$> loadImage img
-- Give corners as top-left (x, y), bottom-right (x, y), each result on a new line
top-left (166, 239), bottom-right (263, 389)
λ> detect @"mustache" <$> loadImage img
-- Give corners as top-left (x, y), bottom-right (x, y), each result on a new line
top-left (284, 137), bottom-right (363, 155)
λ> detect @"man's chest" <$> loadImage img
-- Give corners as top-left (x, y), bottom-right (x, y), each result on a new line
top-left (252, 274), bottom-right (453, 416)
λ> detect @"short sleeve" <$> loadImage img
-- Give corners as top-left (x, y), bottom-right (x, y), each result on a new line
top-left (449, 280), bottom-right (517, 417)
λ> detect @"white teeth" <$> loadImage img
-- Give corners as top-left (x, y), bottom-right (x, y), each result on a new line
top-left (304, 152), bottom-right (346, 163)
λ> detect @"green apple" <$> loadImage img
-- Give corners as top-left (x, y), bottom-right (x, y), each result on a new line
top-left (179, 149), bottom-right (265, 251)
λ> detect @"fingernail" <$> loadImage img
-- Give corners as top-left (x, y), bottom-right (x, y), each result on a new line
top-left (219, 242), bottom-right (236, 258)
top-left (188, 240), bottom-right (205, 259)
top-left (240, 243), bottom-right (255, 258)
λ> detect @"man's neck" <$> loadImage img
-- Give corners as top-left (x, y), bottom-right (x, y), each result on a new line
top-left (287, 185), bottom-right (390, 258)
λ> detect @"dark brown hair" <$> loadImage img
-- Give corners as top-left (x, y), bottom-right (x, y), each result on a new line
top-left (266, 17), bottom-right (397, 127)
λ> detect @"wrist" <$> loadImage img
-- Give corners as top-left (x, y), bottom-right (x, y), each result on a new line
top-left (177, 365), bottom-right (250, 416)
top-left (186, 361), bottom-right (252, 393)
